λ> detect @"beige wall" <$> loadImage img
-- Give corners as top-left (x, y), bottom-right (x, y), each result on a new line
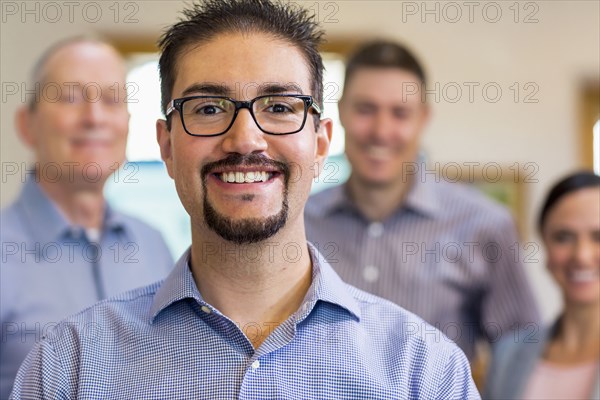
top-left (1, 1), bottom-right (599, 321)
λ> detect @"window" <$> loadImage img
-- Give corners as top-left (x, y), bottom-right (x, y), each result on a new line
top-left (580, 86), bottom-right (599, 172)
top-left (594, 119), bottom-right (599, 174)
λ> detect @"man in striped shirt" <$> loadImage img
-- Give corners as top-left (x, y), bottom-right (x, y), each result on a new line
top-left (305, 41), bottom-right (541, 361)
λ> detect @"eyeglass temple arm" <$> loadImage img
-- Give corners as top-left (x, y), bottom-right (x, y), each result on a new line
top-left (310, 101), bottom-right (322, 115)
top-left (166, 100), bottom-right (177, 117)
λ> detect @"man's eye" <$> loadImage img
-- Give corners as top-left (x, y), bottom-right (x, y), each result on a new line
top-left (61, 95), bottom-right (82, 104)
top-left (551, 231), bottom-right (574, 243)
top-left (393, 109), bottom-right (410, 119)
top-left (355, 105), bottom-right (375, 114)
top-left (103, 96), bottom-right (121, 105)
top-left (193, 104), bottom-right (224, 115)
top-left (268, 103), bottom-right (292, 113)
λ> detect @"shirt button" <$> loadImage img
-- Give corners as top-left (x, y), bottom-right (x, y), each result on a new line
top-left (363, 265), bottom-right (380, 283)
top-left (251, 360), bottom-right (260, 370)
top-left (368, 222), bottom-right (384, 238)
top-left (200, 306), bottom-right (211, 314)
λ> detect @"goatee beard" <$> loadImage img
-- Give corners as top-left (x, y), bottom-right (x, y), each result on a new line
top-left (203, 194), bottom-right (288, 244)
top-left (201, 153), bottom-right (290, 244)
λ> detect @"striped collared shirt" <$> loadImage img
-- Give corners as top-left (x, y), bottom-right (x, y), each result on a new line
top-left (11, 245), bottom-right (480, 399)
top-left (305, 176), bottom-right (540, 360)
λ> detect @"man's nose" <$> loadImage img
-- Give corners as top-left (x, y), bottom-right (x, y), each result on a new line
top-left (81, 99), bottom-right (107, 126)
top-left (371, 112), bottom-right (395, 140)
top-left (220, 109), bottom-right (268, 155)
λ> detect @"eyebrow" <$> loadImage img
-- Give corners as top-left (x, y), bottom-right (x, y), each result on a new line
top-left (181, 83), bottom-right (231, 97)
top-left (258, 83), bottom-right (304, 95)
top-left (180, 82), bottom-right (305, 98)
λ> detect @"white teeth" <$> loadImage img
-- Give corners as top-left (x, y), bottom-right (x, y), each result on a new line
top-left (569, 270), bottom-right (599, 283)
top-left (72, 132), bottom-right (112, 145)
top-left (367, 146), bottom-right (392, 159)
top-left (218, 171), bottom-right (271, 183)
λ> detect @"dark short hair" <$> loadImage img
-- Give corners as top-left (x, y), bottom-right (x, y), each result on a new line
top-left (343, 40), bottom-right (426, 93)
top-left (158, 0), bottom-right (325, 128)
top-left (538, 171), bottom-right (600, 232)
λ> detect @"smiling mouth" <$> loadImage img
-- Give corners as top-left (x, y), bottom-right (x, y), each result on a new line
top-left (365, 145), bottom-right (394, 159)
top-left (215, 170), bottom-right (278, 183)
top-left (203, 153), bottom-right (289, 187)
top-left (71, 132), bottom-right (113, 146)
top-left (568, 269), bottom-right (600, 283)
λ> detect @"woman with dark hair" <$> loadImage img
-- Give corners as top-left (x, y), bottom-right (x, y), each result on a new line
top-left (485, 171), bottom-right (600, 400)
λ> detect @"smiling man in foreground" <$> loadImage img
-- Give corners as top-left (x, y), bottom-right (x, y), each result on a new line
top-left (11, 1), bottom-right (480, 398)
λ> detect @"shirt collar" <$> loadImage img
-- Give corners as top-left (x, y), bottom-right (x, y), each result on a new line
top-left (103, 206), bottom-right (128, 233)
top-left (315, 169), bottom-right (441, 220)
top-left (150, 248), bottom-right (203, 321)
top-left (303, 242), bottom-right (361, 321)
top-left (150, 243), bottom-right (361, 323)
top-left (402, 172), bottom-right (441, 217)
top-left (313, 184), bottom-right (355, 218)
top-left (19, 178), bottom-right (71, 243)
top-left (19, 176), bottom-right (127, 243)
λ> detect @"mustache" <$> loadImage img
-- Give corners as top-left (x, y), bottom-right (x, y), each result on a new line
top-left (201, 153), bottom-right (291, 184)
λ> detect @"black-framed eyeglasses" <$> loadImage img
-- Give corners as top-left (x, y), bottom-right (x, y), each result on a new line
top-left (166, 94), bottom-right (322, 137)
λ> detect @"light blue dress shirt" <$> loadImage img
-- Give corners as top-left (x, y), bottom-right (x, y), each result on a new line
top-left (11, 244), bottom-right (480, 399)
top-left (1, 178), bottom-right (173, 398)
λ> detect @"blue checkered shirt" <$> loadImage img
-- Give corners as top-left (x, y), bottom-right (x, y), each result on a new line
top-left (11, 245), bottom-right (480, 399)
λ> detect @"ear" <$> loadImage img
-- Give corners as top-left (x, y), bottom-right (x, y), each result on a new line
top-left (15, 106), bottom-right (36, 148)
top-left (312, 118), bottom-right (333, 179)
top-left (156, 119), bottom-right (175, 179)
